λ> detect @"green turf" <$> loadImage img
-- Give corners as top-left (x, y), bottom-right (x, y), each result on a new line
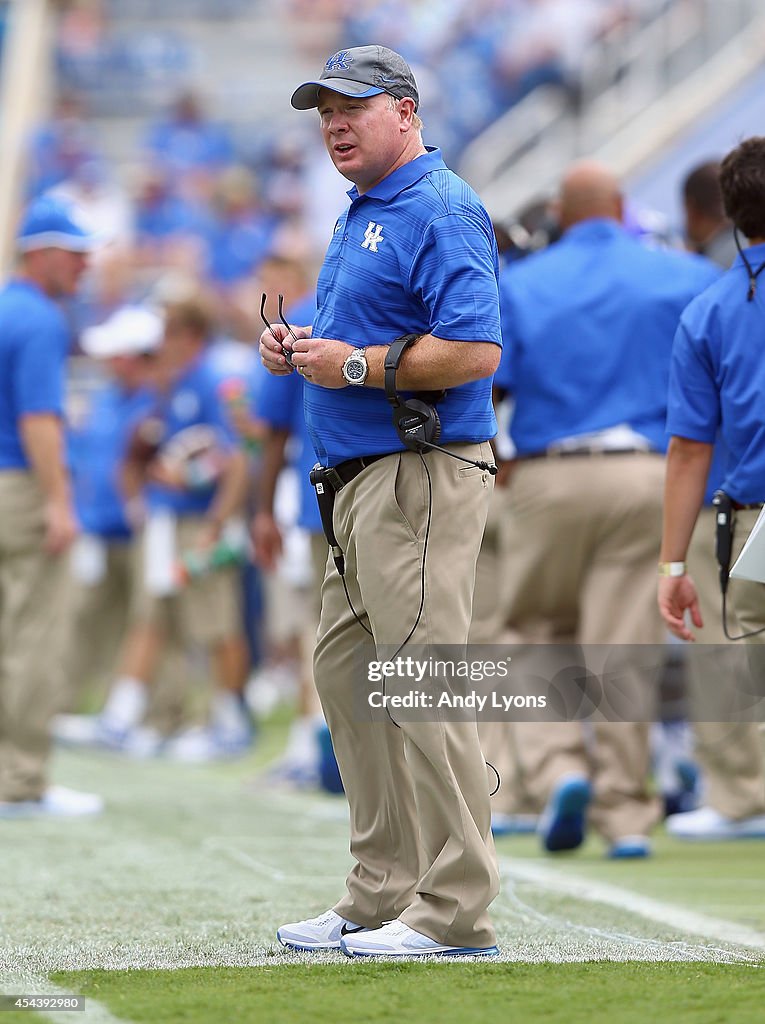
top-left (2, 730), bottom-right (764, 1023)
top-left (492, 831), bottom-right (765, 931)
top-left (53, 963), bottom-right (765, 1024)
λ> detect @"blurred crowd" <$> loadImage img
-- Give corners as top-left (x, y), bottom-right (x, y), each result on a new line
top-left (52, 0), bottom-right (672, 161)
top-left (16, 0), bottom-right (704, 350)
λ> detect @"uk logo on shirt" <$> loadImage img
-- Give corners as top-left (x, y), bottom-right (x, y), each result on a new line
top-left (361, 221), bottom-right (384, 252)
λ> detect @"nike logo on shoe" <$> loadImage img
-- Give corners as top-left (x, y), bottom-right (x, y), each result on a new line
top-left (340, 923), bottom-right (366, 936)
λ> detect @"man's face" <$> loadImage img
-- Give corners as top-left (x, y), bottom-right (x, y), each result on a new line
top-left (317, 89), bottom-right (412, 194)
top-left (105, 353), bottom-right (157, 389)
top-left (39, 247), bottom-right (88, 297)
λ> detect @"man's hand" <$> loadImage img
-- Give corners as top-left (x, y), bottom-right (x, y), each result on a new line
top-left (495, 458), bottom-right (517, 488)
top-left (259, 323), bottom-right (309, 376)
top-left (196, 517), bottom-right (222, 552)
top-left (146, 459), bottom-right (186, 490)
top-left (658, 575), bottom-right (703, 641)
top-left (44, 498), bottom-right (78, 555)
top-left (251, 510), bottom-right (283, 572)
top-left (289, 337), bottom-right (354, 388)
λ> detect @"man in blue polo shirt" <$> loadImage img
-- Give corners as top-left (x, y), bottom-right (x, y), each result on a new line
top-left (659, 136), bottom-right (765, 840)
top-left (493, 161), bottom-right (719, 859)
top-left (261, 45), bottom-right (501, 958)
top-left (0, 195), bottom-right (103, 819)
top-left (55, 306), bottom-right (189, 754)
top-left (66, 307), bottom-right (162, 713)
top-left (98, 299), bottom-right (254, 763)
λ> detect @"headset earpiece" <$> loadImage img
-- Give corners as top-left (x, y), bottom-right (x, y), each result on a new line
top-left (385, 334), bottom-right (441, 452)
top-left (383, 333), bottom-right (497, 474)
top-left (392, 398), bottom-right (441, 451)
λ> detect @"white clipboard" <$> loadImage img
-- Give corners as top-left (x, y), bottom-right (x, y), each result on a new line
top-left (730, 505), bottom-right (765, 583)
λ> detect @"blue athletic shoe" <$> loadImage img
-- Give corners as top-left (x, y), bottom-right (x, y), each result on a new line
top-left (607, 835), bottom-right (652, 859)
top-left (538, 774), bottom-right (592, 852)
top-left (340, 920), bottom-right (499, 958)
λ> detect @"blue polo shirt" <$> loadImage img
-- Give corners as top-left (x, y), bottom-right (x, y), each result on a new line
top-left (0, 279), bottom-right (71, 470)
top-left (667, 242), bottom-right (765, 504)
top-left (69, 384), bottom-right (155, 539)
top-left (146, 351), bottom-right (237, 516)
top-left (306, 148), bottom-right (501, 466)
top-left (496, 219), bottom-right (720, 455)
top-left (258, 293), bottom-right (321, 533)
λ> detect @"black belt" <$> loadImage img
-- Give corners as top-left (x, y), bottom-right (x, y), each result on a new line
top-left (520, 446), bottom-right (655, 460)
top-left (325, 452), bottom-right (390, 491)
top-left (732, 500), bottom-right (765, 511)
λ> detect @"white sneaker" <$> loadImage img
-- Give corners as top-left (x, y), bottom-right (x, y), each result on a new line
top-left (245, 662), bottom-right (299, 717)
top-left (340, 920), bottom-right (499, 958)
top-left (0, 785), bottom-right (104, 819)
top-left (52, 713), bottom-right (102, 746)
top-left (163, 725), bottom-right (253, 763)
top-left (277, 909), bottom-right (368, 951)
top-left (52, 714), bottom-right (164, 758)
top-left (666, 805), bottom-right (765, 840)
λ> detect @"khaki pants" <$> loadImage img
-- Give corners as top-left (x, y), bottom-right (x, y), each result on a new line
top-left (494, 454), bottom-right (666, 843)
top-left (63, 538), bottom-right (189, 734)
top-left (315, 445), bottom-right (499, 948)
top-left (685, 508), bottom-right (765, 819)
top-left (0, 472), bottom-right (70, 801)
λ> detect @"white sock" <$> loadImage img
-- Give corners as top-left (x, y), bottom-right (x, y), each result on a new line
top-left (100, 677), bottom-right (148, 731)
top-left (283, 715), bottom-right (320, 763)
top-left (211, 691), bottom-right (250, 736)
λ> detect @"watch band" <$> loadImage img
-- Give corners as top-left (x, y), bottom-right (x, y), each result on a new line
top-left (658, 561), bottom-right (687, 577)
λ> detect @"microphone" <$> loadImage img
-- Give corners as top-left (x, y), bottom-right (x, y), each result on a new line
top-left (416, 439), bottom-right (498, 475)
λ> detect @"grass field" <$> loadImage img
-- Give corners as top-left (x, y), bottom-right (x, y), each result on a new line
top-left (1, 724), bottom-right (763, 1023)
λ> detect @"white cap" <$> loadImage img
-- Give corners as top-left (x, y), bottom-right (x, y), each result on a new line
top-left (81, 306), bottom-right (163, 359)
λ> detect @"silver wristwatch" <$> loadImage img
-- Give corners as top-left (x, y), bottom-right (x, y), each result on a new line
top-left (341, 347), bottom-right (368, 386)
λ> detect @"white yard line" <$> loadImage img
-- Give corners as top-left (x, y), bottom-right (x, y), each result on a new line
top-left (499, 856), bottom-right (765, 955)
top-left (201, 835), bottom-right (347, 883)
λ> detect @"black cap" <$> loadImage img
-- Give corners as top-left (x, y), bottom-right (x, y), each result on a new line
top-left (291, 45), bottom-right (419, 112)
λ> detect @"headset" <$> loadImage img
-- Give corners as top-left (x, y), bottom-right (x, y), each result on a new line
top-left (384, 334), bottom-right (498, 474)
top-left (733, 228), bottom-right (765, 302)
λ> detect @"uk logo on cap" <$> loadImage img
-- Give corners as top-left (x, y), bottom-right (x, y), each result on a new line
top-left (325, 50), bottom-right (353, 72)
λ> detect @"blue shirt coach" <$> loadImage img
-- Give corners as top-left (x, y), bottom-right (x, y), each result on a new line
top-left (668, 240), bottom-right (765, 504)
top-left (496, 218), bottom-right (720, 454)
top-left (306, 148), bottom-right (502, 466)
top-left (0, 280), bottom-right (71, 469)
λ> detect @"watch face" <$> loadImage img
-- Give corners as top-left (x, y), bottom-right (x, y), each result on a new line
top-left (345, 357), bottom-right (366, 382)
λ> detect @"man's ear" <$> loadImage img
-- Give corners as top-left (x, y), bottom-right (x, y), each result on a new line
top-left (398, 97), bottom-right (416, 129)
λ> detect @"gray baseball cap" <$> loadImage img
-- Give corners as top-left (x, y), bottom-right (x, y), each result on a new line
top-left (291, 45), bottom-right (419, 111)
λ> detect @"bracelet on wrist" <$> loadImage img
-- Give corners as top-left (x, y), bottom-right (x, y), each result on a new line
top-left (658, 561), bottom-right (686, 577)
